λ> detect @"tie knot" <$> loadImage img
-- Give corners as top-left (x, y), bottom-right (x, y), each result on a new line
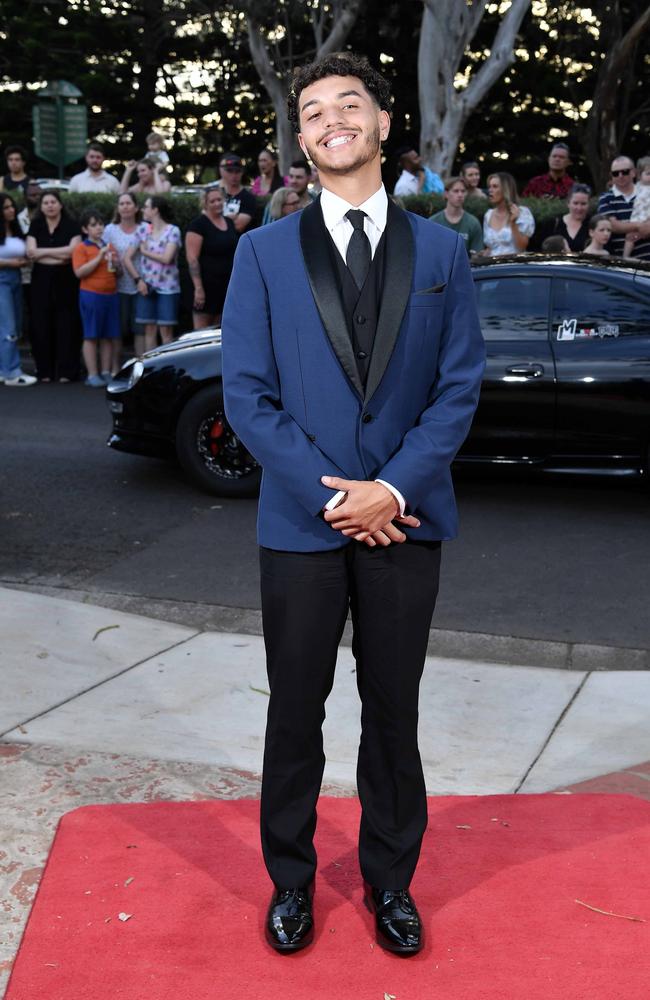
top-left (346, 209), bottom-right (366, 231)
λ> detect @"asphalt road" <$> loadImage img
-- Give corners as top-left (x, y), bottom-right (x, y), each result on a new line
top-left (1, 383), bottom-right (649, 650)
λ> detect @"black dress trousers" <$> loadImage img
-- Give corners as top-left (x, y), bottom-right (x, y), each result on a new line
top-left (259, 538), bottom-right (441, 891)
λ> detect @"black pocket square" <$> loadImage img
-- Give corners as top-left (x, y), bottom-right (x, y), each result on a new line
top-left (416, 283), bottom-right (446, 294)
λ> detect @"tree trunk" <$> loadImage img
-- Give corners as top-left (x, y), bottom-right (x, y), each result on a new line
top-left (418, 0), bottom-right (530, 176)
top-left (245, 1), bottom-right (363, 173)
top-left (580, 3), bottom-right (650, 191)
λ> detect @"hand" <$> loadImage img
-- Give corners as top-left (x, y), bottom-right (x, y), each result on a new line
top-left (126, 160), bottom-right (137, 171)
top-left (355, 514), bottom-right (422, 548)
top-left (26, 245), bottom-right (39, 260)
top-left (137, 277), bottom-right (148, 296)
top-left (193, 289), bottom-right (206, 311)
top-left (322, 476), bottom-right (418, 535)
top-left (508, 203), bottom-right (520, 221)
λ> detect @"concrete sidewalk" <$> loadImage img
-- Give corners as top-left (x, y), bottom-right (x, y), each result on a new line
top-left (2, 585), bottom-right (650, 990)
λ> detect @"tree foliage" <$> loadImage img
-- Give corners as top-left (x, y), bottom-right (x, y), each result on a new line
top-left (0, 0), bottom-right (648, 191)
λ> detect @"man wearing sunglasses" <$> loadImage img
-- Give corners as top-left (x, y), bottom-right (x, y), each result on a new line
top-left (597, 155), bottom-right (650, 259)
top-left (217, 153), bottom-right (257, 233)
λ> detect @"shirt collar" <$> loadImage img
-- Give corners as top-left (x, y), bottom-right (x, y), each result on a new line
top-left (612, 185), bottom-right (635, 200)
top-left (320, 184), bottom-right (388, 234)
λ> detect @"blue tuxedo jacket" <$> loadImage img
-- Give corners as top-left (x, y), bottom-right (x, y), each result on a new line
top-left (221, 197), bottom-right (485, 551)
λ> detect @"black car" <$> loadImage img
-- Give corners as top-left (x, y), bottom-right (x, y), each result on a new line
top-left (107, 255), bottom-right (650, 496)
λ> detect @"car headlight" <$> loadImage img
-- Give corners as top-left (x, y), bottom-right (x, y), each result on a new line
top-left (126, 360), bottom-right (145, 389)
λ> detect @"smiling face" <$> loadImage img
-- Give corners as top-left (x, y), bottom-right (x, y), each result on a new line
top-left (281, 192), bottom-right (301, 215)
top-left (297, 73), bottom-right (389, 178)
top-left (462, 166), bottom-right (480, 189)
top-left (288, 166), bottom-right (310, 195)
top-left (567, 191), bottom-right (589, 220)
top-left (205, 189), bottom-right (224, 215)
top-left (137, 162), bottom-right (154, 184)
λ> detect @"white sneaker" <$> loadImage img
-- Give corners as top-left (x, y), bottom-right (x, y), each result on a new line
top-left (4, 373), bottom-right (37, 387)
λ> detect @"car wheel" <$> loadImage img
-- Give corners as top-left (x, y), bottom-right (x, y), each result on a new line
top-left (175, 385), bottom-right (261, 497)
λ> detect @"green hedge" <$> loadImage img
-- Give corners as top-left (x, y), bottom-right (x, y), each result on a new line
top-left (400, 193), bottom-right (582, 224)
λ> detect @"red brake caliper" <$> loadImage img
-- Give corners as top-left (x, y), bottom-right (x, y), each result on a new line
top-left (209, 418), bottom-right (225, 456)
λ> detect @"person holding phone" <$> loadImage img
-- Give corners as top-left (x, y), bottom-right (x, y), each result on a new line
top-left (481, 172), bottom-right (535, 256)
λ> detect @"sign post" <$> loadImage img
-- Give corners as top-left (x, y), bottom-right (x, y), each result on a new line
top-left (33, 81), bottom-right (88, 180)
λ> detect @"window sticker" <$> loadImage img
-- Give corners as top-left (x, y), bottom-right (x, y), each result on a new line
top-left (557, 320), bottom-right (620, 341)
top-left (557, 318), bottom-right (576, 341)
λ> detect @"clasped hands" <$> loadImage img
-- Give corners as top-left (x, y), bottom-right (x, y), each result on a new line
top-left (321, 476), bottom-right (419, 548)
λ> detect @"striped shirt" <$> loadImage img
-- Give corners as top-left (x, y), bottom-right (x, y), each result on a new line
top-left (597, 187), bottom-right (650, 260)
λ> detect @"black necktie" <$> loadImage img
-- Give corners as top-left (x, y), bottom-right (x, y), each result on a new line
top-left (345, 209), bottom-right (371, 290)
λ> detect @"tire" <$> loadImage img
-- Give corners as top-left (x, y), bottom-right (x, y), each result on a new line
top-left (175, 384), bottom-right (261, 497)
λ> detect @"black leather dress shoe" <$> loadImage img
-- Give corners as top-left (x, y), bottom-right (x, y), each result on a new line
top-left (265, 884), bottom-right (314, 952)
top-left (364, 883), bottom-right (423, 954)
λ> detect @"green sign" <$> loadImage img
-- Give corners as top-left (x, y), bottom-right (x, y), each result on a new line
top-left (33, 90), bottom-right (87, 177)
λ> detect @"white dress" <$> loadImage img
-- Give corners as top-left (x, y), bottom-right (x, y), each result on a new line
top-left (483, 205), bottom-right (535, 255)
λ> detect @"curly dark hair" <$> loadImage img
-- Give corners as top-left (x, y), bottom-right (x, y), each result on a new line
top-left (287, 52), bottom-right (392, 134)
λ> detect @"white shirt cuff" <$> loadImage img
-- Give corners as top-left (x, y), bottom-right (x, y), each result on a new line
top-left (324, 490), bottom-right (347, 511)
top-left (375, 479), bottom-right (406, 516)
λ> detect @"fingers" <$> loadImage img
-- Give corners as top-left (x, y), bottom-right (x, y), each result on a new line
top-left (396, 514), bottom-right (420, 528)
top-left (321, 475), bottom-right (355, 491)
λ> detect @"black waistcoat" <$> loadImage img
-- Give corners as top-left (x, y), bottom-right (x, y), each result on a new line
top-left (330, 232), bottom-right (386, 388)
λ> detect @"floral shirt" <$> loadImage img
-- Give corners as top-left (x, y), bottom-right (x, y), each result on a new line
top-left (135, 222), bottom-right (181, 293)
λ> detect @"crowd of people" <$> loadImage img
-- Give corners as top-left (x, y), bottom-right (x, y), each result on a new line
top-left (1, 135), bottom-right (649, 388)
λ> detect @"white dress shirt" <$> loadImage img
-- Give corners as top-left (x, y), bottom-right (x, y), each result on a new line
top-left (318, 185), bottom-right (406, 518)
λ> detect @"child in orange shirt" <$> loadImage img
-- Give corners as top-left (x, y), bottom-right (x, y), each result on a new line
top-left (72, 209), bottom-right (121, 386)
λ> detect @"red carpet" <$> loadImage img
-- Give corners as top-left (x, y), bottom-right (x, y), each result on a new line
top-left (6, 795), bottom-right (650, 999)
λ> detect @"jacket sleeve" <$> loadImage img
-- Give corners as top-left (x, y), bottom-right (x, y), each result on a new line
top-left (221, 232), bottom-right (349, 516)
top-left (376, 234), bottom-right (486, 512)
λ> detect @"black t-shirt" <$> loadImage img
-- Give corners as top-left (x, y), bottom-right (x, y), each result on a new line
top-left (3, 174), bottom-right (29, 196)
top-left (28, 213), bottom-right (81, 249)
top-left (186, 214), bottom-right (238, 279)
top-left (533, 214), bottom-right (591, 252)
top-left (220, 186), bottom-right (257, 230)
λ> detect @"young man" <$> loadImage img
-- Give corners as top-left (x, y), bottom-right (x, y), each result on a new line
top-left (287, 159), bottom-right (314, 208)
top-left (222, 53), bottom-right (485, 956)
top-left (69, 142), bottom-right (120, 194)
top-left (1, 145), bottom-right (30, 196)
top-left (430, 176), bottom-right (484, 256)
top-left (393, 147), bottom-right (424, 197)
top-left (522, 141), bottom-right (575, 199)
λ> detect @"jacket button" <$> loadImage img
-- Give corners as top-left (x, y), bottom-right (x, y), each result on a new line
top-left (362, 413), bottom-right (372, 424)
top-left (355, 314), bottom-right (367, 325)
top-left (307, 434), bottom-right (316, 442)
top-left (357, 350), bottom-right (367, 360)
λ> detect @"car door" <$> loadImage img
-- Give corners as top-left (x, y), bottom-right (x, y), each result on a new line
top-left (462, 272), bottom-right (555, 459)
top-left (550, 273), bottom-right (650, 460)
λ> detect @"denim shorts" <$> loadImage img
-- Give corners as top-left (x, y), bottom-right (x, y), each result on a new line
top-left (79, 289), bottom-right (121, 340)
top-left (135, 290), bottom-right (180, 326)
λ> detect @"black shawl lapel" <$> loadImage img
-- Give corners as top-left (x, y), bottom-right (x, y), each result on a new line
top-left (299, 198), bottom-right (364, 399)
top-left (364, 199), bottom-right (414, 404)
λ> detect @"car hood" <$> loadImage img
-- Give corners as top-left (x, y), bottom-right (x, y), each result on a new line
top-left (142, 329), bottom-right (222, 360)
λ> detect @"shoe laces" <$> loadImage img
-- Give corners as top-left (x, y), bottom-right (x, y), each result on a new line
top-left (277, 888), bottom-right (309, 914)
top-left (381, 889), bottom-right (415, 914)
